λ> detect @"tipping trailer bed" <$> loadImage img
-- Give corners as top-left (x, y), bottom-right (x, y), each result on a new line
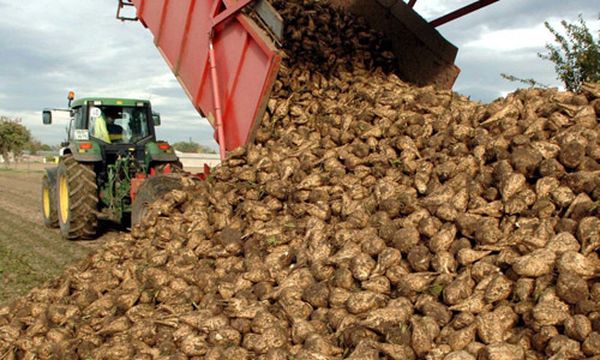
top-left (129, 0), bottom-right (282, 159)
top-left (121, 0), bottom-right (498, 158)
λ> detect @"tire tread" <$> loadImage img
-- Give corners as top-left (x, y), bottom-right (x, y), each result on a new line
top-left (58, 156), bottom-right (98, 239)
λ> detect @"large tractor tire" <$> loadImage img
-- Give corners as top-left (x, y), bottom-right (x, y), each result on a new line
top-left (41, 173), bottom-right (59, 228)
top-left (56, 155), bottom-right (99, 239)
top-left (131, 175), bottom-right (183, 226)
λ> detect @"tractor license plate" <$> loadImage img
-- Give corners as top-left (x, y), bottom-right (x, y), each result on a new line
top-left (74, 129), bottom-right (90, 141)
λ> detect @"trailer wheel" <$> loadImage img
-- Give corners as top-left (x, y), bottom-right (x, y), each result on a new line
top-left (41, 173), bottom-right (59, 228)
top-left (131, 175), bottom-right (183, 227)
top-left (57, 156), bottom-right (99, 239)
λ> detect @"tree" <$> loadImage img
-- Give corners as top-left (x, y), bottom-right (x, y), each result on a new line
top-left (500, 73), bottom-right (548, 89)
top-left (25, 139), bottom-right (40, 155)
top-left (0, 116), bottom-right (31, 165)
top-left (24, 139), bottom-right (53, 155)
top-left (172, 138), bottom-right (217, 154)
top-left (540, 15), bottom-right (600, 92)
top-left (502, 15), bottom-right (599, 92)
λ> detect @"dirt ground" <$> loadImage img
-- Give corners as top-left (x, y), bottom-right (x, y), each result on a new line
top-left (0, 162), bottom-right (124, 305)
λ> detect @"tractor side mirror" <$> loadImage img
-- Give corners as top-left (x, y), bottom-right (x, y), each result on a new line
top-left (152, 112), bottom-right (161, 127)
top-left (42, 110), bottom-right (52, 125)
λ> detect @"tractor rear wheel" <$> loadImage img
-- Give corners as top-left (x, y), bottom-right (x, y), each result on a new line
top-left (57, 156), bottom-right (99, 239)
top-left (131, 175), bottom-right (183, 226)
top-left (41, 174), bottom-right (58, 228)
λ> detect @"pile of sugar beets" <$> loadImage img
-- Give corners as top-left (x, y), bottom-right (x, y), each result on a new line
top-left (2, 0), bottom-right (600, 359)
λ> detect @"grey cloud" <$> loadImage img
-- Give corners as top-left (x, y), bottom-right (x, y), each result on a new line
top-left (436, 0), bottom-right (598, 43)
top-left (428, 1), bottom-right (597, 102)
top-left (453, 45), bottom-right (560, 104)
top-left (147, 85), bottom-right (187, 99)
top-left (0, 0), bottom-right (215, 147)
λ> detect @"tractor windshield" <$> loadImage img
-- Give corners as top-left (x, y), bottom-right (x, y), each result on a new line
top-left (89, 105), bottom-right (150, 144)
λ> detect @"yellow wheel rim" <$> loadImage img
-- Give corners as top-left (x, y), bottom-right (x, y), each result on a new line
top-left (58, 174), bottom-right (69, 223)
top-left (43, 186), bottom-right (50, 218)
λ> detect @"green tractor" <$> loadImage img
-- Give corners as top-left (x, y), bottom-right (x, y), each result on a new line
top-left (41, 92), bottom-right (182, 239)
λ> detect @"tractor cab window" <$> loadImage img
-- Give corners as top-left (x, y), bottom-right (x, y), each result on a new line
top-left (89, 105), bottom-right (150, 144)
top-left (74, 108), bottom-right (86, 129)
top-left (68, 107), bottom-right (86, 140)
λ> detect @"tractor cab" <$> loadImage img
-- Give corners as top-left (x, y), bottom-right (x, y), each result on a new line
top-left (43, 95), bottom-right (173, 165)
top-left (44, 97), bottom-right (159, 145)
top-left (71, 98), bottom-right (159, 145)
top-left (88, 102), bottom-right (151, 144)
top-left (68, 98), bottom-right (165, 168)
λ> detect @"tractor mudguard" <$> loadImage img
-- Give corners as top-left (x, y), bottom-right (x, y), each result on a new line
top-left (145, 142), bottom-right (178, 163)
top-left (68, 142), bottom-right (103, 162)
top-left (45, 167), bottom-right (59, 186)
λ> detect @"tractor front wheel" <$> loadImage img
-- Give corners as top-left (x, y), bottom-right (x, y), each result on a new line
top-left (131, 175), bottom-right (183, 227)
top-left (57, 156), bottom-right (99, 239)
top-left (41, 173), bottom-right (58, 228)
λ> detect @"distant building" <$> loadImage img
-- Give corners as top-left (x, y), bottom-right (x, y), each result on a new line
top-left (174, 151), bottom-right (221, 169)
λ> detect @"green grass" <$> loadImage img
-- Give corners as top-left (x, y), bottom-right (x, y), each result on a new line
top-left (0, 208), bottom-right (91, 304)
top-left (0, 167), bottom-right (44, 174)
top-left (0, 244), bottom-right (53, 303)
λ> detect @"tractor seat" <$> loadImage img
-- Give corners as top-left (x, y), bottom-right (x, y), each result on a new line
top-left (108, 123), bottom-right (124, 142)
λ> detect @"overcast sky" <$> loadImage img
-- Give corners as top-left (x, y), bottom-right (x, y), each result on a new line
top-left (0, 1), bottom-right (597, 147)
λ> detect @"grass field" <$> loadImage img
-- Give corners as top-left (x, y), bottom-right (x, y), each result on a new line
top-left (0, 165), bottom-right (113, 304)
